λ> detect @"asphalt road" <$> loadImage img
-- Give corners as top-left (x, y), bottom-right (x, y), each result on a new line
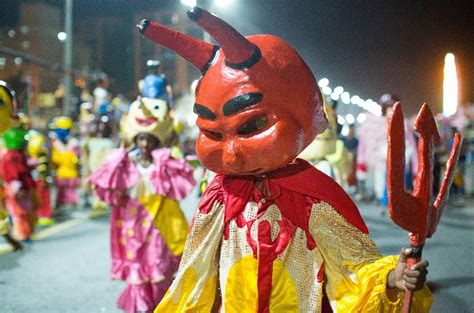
top-left (1, 190), bottom-right (473, 313)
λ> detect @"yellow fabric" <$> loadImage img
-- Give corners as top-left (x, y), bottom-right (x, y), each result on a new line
top-left (326, 139), bottom-right (353, 184)
top-left (0, 85), bottom-right (13, 133)
top-left (156, 198), bottom-right (433, 312)
top-left (52, 148), bottom-right (79, 179)
top-left (139, 194), bottom-right (188, 256)
top-left (171, 146), bottom-right (184, 159)
top-left (310, 202), bottom-right (432, 312)
top-left (336, 256), bottom-right (432, 312)
top-left (0, 207), bottom-right (9, 235)
top-left (27, 131), bottom-right (46, 158)
top-left (55, 116), bottom-right (73, 129)
top-left (155, 200), bottom-right (225, 312)
top-left (225, 255), bottom-right (299, 312)
top-left (155, 267), bottom-right (217, 312)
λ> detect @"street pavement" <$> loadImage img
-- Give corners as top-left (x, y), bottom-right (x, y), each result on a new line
top-left (1, 188), bottom-right (473, 312)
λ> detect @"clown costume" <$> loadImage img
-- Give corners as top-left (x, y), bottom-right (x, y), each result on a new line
top-left (89, 95), bottom-right (195, 313)
top-left (51, 116), bottom-right (80, 207)
top-left (0, 125), bottom-right (37, 241)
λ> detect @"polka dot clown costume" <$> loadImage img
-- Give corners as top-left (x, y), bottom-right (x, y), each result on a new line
top-left (89, 92), bottom-right (196, 313)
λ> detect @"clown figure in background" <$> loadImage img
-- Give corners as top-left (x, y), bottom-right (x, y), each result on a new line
top-left (139, 59), bottom-right (173, 107)
top-left (139, 7), bottom-right (432, 312)
top-left (51, 116), bottom-right (80, 210)
top-left (27, 130), bottom-right (54, 225)
top-left (0, 121), bottom-right (37, 241)
top-left (299, 97), bottom-right (353, 184)
top-left (89, 95), bottom-right (196, 313)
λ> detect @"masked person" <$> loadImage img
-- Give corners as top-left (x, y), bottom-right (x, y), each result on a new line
top-left (27, 130), bottom-right (54, 226)
top-left (138, 7), bottom-right (432, 312)
top-left (0, 122), bottom-right (36, 241)
top-left (89, 96), bottom-right (195, 313)
top-left (51, 116), bottom-right (80, 210)
top-left (0, 81), bottom-right (25, 249)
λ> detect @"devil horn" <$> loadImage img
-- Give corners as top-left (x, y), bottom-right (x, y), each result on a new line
top-left (137, 19), bottom-right (218, 73)
top-left (187, 6), bottom-right (261, 69)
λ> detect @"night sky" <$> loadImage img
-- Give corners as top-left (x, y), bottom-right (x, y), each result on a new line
top-left (5, 0), bottom-right (474, 116)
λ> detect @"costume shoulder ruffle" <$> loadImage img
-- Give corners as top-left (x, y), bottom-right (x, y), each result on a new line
top-left (88, 148), bottom-right (139, 190)
top-left (89, 147), bottom-right (196, 200)
top-left (150, 148), bottom-right (196, 200)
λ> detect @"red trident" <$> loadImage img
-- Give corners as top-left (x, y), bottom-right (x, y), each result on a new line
top-left (387, 103), bottom-right (462, 313)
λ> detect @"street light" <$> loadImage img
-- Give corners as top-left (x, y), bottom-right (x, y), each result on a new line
top-left (57, 32), bottom-right (67, 42)
top-left (181, 0), bottom-right (197, 7)
top-left (321, 86), bottom-right (332, 95)
top-left (345, 114), bottom-right (355, 124)
top-left (333, 86), bottom-right (344, 95)
top-left (214, 0), bottom-right (234, 8)
top-left (443, 52), bottom-right (458, 117)
top-left (357, 113), bottom-right (367, 123)
top-left (318, 78), bottom-right (329, 87)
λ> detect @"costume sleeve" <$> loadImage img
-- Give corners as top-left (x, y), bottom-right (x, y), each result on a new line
top-left (88, 148), bottom-right (139, 205)
top-left (310, 201), bottom-right (432, 312)
top-left (155, 176), bottom-right (224, 312)
top-left (150, 148), bottom-right (196, 200)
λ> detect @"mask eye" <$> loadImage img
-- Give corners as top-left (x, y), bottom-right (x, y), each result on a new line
top-left (0, 99), bottom-right (4, 106)
top-left (238, 117), bottom-right (267, 136)
top-left (202, 129), bottom-right (223, 141)
top-left (154, 105), bottom-right (160, 110)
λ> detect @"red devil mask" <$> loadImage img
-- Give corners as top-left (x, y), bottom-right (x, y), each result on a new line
top-left (138, 7), bottom-right (327, 176)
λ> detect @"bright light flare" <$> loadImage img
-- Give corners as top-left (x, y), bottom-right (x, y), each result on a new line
top-left (322, 86), bottom-right (332, 95)
top-left (333, 86), bottom-right (344, 95)
top-left (181, 0), bottom-right (197, 7)
top-left (337, 115), bottom-right (346, 125)
top-left (357, 113), bottom-right (367, 123)
top-left (57, 32), bottom-right (67, 41)
top-left (214, 0), bottom-right (234, 7)
top-left (341, 91), bottom-right (350, 104)
top-left (443, 52), bottom-right (458, 117)
top-left (345, 114), bottom-right (355, 124)
top-left (351, 95), bottom-right (360, 104)
top-left (318, 78), bottom-right (329, 87)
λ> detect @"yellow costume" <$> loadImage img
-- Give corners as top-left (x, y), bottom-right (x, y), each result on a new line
top-left (157, 161), bottom-right (431, 312)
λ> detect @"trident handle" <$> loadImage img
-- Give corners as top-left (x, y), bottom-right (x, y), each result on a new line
top-left (402, 244), bottom-right (423, 313)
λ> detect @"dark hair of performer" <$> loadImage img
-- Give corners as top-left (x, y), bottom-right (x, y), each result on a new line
top-left (134, 132), bottom-right (161, 167)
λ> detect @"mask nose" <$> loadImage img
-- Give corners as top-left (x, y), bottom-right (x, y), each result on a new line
top-left (222, 141), bottom-right (244, 171)
top-left (139, 98), bottom-right (153, 118)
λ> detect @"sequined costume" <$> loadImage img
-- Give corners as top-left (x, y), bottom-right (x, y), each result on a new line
top-left (89, 147), bottom-right (195, 313)
top-left (157, 159), bottom-right (431, 312)
top-left (137, 7), bottom-right (432, 312)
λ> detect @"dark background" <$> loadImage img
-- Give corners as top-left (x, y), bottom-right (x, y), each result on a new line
top-left (2, 0), bottom-right (473, 115)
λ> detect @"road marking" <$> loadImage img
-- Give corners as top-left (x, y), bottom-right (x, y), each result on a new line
top-left (0, 208), bottom-right (109, 255)
top-left (31, 219), bottom-right (83, 240)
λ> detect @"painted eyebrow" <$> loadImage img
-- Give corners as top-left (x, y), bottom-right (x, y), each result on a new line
top-left (222, 92), bottom-right (263, 116)
top-left (193, 103), bottom-right (216, 120)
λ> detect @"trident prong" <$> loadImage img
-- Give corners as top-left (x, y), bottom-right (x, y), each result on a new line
top-left (386, 103), bottom-right (462, 313)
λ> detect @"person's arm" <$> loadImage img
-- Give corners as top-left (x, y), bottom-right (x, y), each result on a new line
top-left (310, 201), bottom-right (432, 312)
